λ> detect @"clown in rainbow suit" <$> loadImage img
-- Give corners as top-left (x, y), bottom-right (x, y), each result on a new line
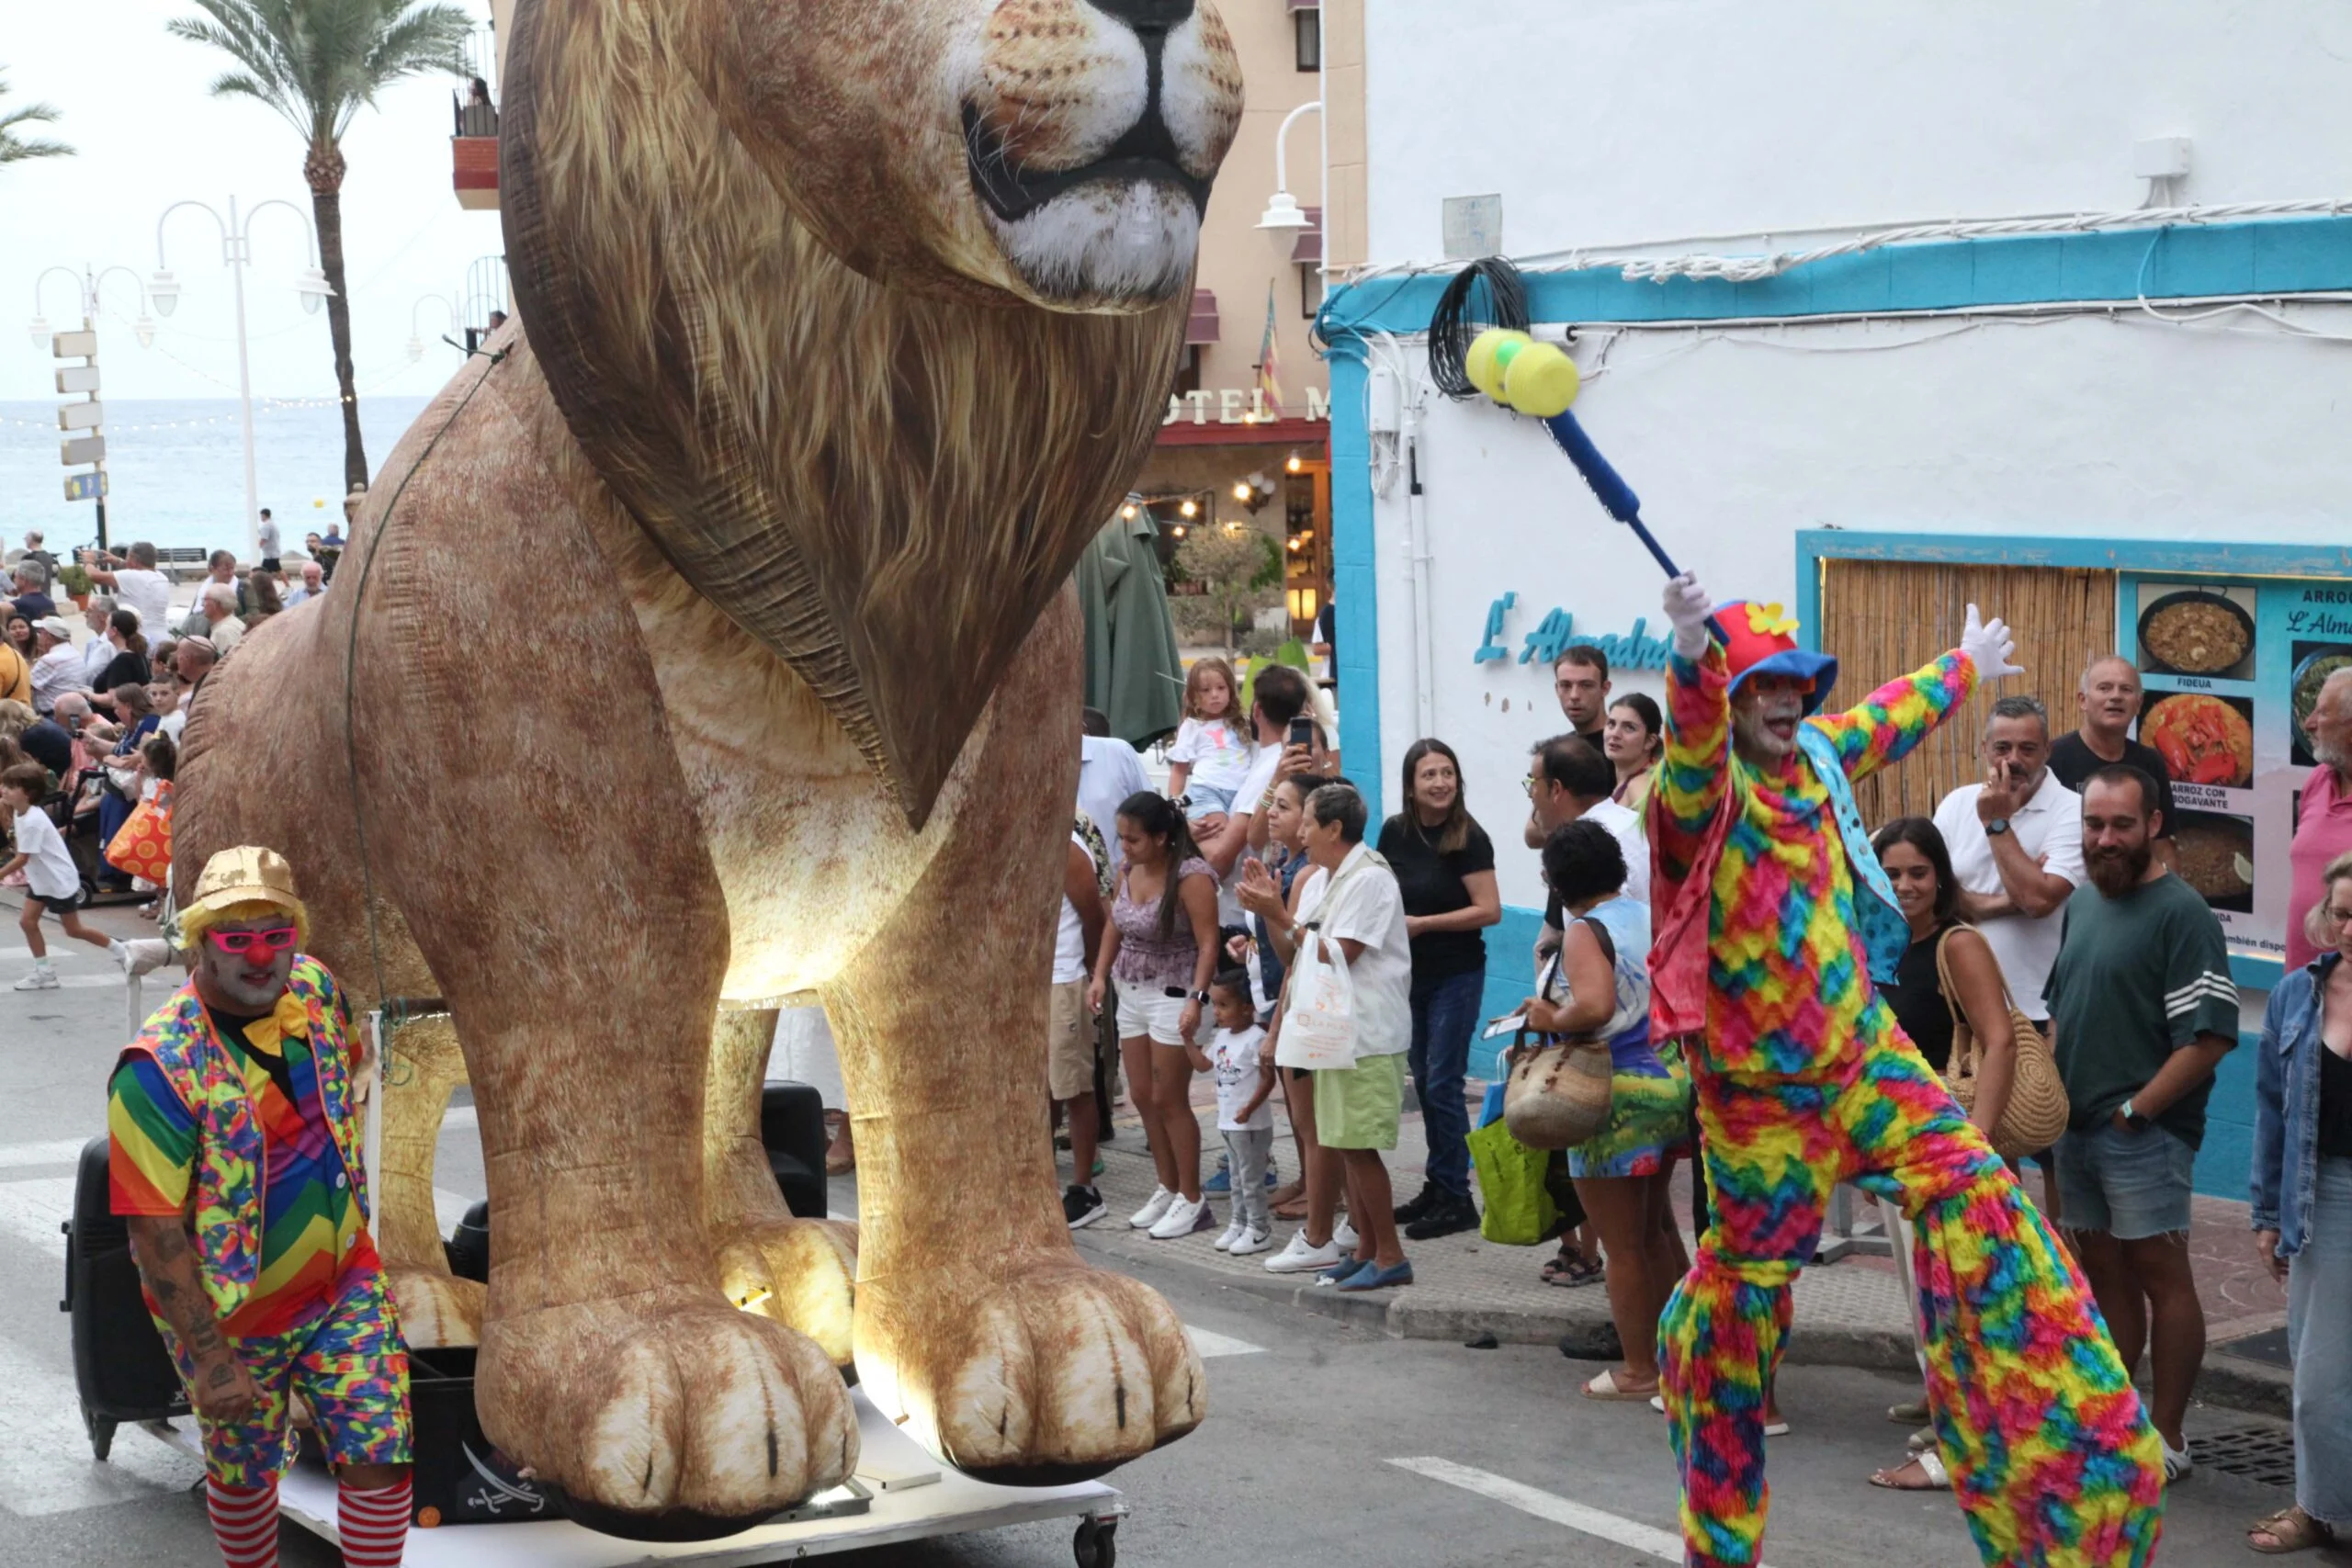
top-left (1645, 573), bottom-right (2165, 1567)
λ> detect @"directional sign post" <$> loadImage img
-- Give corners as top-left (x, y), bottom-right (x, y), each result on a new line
top-left (53, 328), bottom-right (107, 550)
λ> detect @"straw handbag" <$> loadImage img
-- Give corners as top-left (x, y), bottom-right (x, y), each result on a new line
top-left (1935, 930), bottom-right (2070, 1158)
top-left (1503, 946), bottom-right (1615, 1151)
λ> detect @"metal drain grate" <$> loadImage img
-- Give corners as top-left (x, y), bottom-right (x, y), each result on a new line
top-left (2196, 1425), bottom-right (2297, 1489)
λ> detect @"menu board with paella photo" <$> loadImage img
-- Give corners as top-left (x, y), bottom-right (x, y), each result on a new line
top-left (2125, 576), bottom-right (2310, 962)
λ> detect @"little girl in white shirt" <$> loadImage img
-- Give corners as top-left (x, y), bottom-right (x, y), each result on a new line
top-left (1189, 970), bottom-right (1274, 1253)
top-left (1165, 658), bottom-right (1254, 818)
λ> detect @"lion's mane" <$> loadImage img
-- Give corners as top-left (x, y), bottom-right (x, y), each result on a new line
top-left (503, 0), bottom-right (1187, 825)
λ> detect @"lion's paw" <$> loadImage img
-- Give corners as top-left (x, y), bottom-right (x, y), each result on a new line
top-left (479, 1293), bottom-right (856, 1527)
top-left (713, 1216), bottom-right (858, 1369)
top-left (856, 1260), bottom-right (1204, 1483)
top-left (390, 1266), bottom-right (484, 1349)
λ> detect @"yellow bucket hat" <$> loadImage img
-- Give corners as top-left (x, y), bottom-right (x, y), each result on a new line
top-left (178, 845), bottom-right (310, 947)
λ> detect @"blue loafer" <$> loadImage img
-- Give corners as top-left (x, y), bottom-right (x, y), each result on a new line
top-left (1316, 1257), bottom-right (1371, 1286)
top-left (1202, 1167), bottom-right (1233, 1196)
top-left (1336, 1259), bottom-right (1415, 1292)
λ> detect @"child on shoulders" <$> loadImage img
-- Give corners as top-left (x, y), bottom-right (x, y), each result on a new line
top-left (1166, 658), bottom-right (1254, 821)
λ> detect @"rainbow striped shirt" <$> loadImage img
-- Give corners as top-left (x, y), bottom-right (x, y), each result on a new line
top-left (109, 1017), bottom-right (377, 1339)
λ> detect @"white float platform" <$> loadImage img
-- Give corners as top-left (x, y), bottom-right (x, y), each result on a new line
top-left (146, 1388), bottom-right (1124, 1565)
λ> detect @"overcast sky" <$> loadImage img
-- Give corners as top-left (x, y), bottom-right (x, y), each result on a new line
top-left (1, 0), bottom-right (498, 406)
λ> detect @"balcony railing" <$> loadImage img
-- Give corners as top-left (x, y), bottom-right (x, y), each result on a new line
top-left (452, 87), bottom-right (499, 210)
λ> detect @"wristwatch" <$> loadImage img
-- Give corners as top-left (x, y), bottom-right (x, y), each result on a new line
top-left (1985, 818), bottom-right (2012, 837)
top-left (1191, 990), bottom-right (1211, 1006)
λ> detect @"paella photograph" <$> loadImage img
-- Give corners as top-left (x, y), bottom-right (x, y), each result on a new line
top-left (2134, 582), bottom-right (2257, 681)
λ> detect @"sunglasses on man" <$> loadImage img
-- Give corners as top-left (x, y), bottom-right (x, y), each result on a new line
top-left (204, 926), bottom-right (299, 956)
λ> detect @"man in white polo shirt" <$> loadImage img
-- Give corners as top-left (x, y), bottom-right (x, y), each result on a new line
top-left (1934, 695), bottom-right (2086, 1015)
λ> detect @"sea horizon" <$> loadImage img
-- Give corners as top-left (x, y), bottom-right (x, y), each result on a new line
top-left (1, 396), bottom-right (433, 557)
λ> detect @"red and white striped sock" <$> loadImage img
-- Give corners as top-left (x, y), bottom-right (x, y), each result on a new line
top-left (336, 1476), bottom-right (412, 1568)
top-left (205, 1478), bottom-right (280, 1568)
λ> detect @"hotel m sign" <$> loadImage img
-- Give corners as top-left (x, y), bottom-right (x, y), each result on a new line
top-left (1166, 386), bottom-right (1332, 426)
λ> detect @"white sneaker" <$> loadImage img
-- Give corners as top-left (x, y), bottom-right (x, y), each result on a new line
top-left (1333, 1217), bottom-right (1360, 1251)
top-left (1229, 1226), bottom-right (1273, 1257)
top-left (2160, 1438), bottom-right (2193, 1484)
top-left (13, 967), bottom-right (59, 992)
top-left (1128, 1185), bottom-right (1175, 1229)
top-left (1212, 1221), bottom-right (1244, 1251)
top-left (1148, 1194), bottom-right (1213, 1240)
top-left (1263, 1231), bottom-right (1344, 1273)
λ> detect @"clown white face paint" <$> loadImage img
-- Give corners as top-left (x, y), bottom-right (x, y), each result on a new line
top-left (1731, 675), bottom-right (1812, 766)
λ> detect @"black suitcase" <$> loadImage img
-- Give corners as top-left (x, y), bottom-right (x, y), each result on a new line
top-left (61, 1134), bottom-right (191, 1460)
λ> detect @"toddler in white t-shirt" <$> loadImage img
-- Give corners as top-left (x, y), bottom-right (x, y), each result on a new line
top-left (1166, 658), bottom-right (1255, 819)
top-left (1189, 970), bottom-right (1274, 1254)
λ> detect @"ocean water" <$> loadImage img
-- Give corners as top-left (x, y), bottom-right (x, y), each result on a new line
top-left (0, 397), bottom-right (431, 556)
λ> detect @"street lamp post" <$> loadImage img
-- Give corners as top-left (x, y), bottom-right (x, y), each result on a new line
top-left (150, 197), bottom-right (335, 561)
top-left (407, 294), bottom-right (460, 362)
top-left (29, 265), bottom-right (156, 553)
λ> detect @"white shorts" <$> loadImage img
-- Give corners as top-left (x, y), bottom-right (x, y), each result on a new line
top-left (1114, 984), bottom-right (1200, 1048)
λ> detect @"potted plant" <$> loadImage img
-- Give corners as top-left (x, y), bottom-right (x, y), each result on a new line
top-left (56, 561), bottom-right (94, 610)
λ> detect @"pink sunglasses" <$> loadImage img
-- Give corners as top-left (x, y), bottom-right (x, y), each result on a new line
top-left (204, 927), bottom-right (299, 957)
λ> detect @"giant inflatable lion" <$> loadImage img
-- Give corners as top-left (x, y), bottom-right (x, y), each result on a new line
top-left (173, 0), bottom-right (1240, 1534)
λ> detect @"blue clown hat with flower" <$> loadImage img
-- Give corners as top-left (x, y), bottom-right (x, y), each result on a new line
top-left (1717, 600), bottom-right (1838, 715)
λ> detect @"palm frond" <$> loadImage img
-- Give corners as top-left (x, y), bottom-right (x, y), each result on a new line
top-left (169, 0), bottom-right (469, 145)
top-left (0, 71), bottom-right (73, 164)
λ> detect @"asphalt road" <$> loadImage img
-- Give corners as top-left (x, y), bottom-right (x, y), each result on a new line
top-left (0, 905), bottom-right (2331, 1567)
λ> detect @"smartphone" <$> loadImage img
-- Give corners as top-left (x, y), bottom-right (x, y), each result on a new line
top-left (1481, 1013), bottom-right (1527, 1040)
top-left (1287, 716), bottom-right (1314, 749)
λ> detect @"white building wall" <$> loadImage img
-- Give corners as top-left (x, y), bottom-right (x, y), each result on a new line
top-left (1363, 0), bottom-right (2352, 264)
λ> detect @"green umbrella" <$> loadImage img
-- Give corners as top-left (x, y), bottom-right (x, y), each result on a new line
top-left (1076, 503), bottom-right (1184, 750)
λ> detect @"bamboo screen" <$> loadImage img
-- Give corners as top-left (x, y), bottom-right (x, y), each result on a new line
top-left (1815, 558), bottom-right (2119, 828)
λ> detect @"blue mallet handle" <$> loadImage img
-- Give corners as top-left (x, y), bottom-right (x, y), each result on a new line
top-left (1543, 408), bottom-right (1727, 644)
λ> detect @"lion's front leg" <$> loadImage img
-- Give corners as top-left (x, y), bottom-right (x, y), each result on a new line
top-left (825, 605), bottom-right (1204, 1482)
top-left (373, 1015), bottom-right (487, 1348)
top-left (704, 1007), bottom-right (857, 1367)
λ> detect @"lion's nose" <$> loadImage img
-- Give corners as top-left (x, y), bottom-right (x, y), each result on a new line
top-left (1083, 0), bottom-right (1195, 31)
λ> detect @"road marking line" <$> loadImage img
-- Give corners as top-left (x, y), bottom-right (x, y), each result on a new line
top-left (0, 1334), bottom-right (203, 1516)
top-left (0, 1178), bottom-right (74, 1259)
top-left (0, 1139), bottom-right (87, 1171)
top-left (1184, 1326), bottom-right (1266, 1359)
top-left (1388, 1456), bottom-right (1760, 1567)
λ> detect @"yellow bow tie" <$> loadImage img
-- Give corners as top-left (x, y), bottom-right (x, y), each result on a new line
top-left (241, 992), bottom-right (312, 1059)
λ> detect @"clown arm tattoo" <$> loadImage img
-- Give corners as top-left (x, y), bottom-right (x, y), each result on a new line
top-left (1810, 649), bottom-right (1977, 784)
top-left (126, 1214), bottom-right (231, 1366)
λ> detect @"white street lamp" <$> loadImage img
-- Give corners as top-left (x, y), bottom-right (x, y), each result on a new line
top-left (409, 294), bottom-right (459, 365)
top-left (26, 315), bottom-right (50, 351)
top-left (1257, 100), bottom-right (1324, 233)
top-left (154, 197), bottom-right (330, 560)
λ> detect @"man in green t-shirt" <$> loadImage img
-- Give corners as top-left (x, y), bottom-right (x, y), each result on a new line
top-left (2043, 763), bottom-right (2236, 1484)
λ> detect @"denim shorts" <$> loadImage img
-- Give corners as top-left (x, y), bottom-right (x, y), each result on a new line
top-left (2054, 1121), bottom-right (2195, 1241)
top-left (1182, 783), bottom-right (1238, 818)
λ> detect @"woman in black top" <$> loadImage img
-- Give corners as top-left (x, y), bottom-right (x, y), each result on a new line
top-left (1866, 816), bottom-right (2018, 1492)
top-left (1374, 739), bottom-right (1500, 1238)
top-left (96, 610), bottom-right (151, 697)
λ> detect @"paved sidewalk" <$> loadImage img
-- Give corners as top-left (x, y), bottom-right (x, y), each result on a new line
top-left (1067, 1076), bottom-right (2292, 1415)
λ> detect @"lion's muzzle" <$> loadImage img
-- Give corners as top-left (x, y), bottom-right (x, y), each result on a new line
top-left (966, 0), bottom-right (1241, 303)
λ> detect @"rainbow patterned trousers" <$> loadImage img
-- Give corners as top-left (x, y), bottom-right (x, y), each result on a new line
top-left (1660, 1033), bottom-right (2166, 1567)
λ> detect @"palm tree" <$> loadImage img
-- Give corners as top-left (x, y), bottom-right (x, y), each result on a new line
top-left (169, 0), bottom-right (472, 491)
top-left (0, 72), bottom-right (72, 166)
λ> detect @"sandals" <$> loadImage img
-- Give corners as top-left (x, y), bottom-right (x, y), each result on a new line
top-left (2248, 1506), bottom-right (2336, 1555)
top-left (1542, 1246), bottom-right (1606, 1288)
top-left (1582, 1369), bottom-right (1658, 1402)
top-left (1887, 1399), bottom-right (1929, 1424)
top-left (1869, 1450), bottom-right (1950, 1491)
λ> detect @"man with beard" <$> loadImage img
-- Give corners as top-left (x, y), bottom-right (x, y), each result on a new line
top-left (2289, 667), bottom-right (2352, 969)
top-left (2044, 764), bottom-right (2237, 1485)
top-left (1649, 577), bottom-right (2161, 1568)
top-left (108, 847), bottom-right (412, 1568)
